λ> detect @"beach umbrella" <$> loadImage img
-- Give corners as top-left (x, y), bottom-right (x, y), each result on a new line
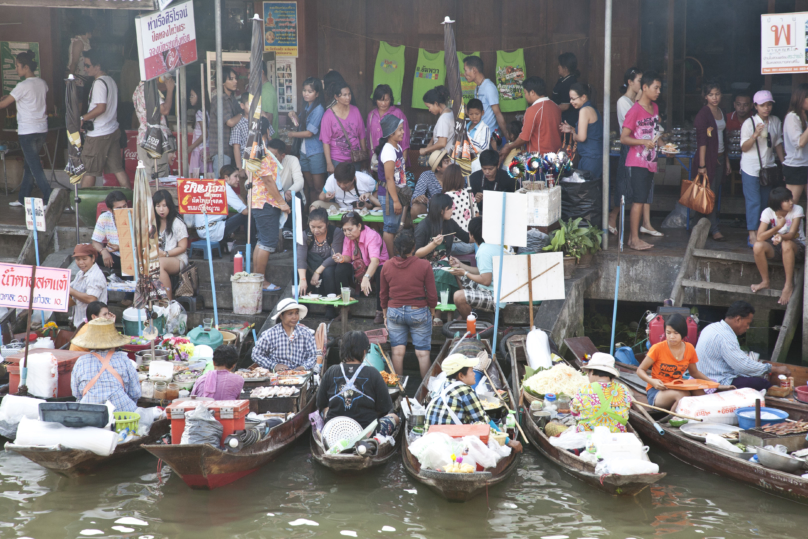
top-left (141, 79), bottom-right (165, 163)
top-left (442, 16), bottom-right (462, 117)
top-left (132, 162), bottom-right (161, 310)
top-left (64, 75), bottom-right (85, 245)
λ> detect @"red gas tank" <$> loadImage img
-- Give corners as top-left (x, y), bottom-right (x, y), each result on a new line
top-left (648, 315), bottom-right (698, 347)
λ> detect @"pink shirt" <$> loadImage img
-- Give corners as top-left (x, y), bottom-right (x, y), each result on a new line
top-left (320, 105), bottom-right (367, 162)
top-left (191, 370), bottom-right (245, 400)
top-left (623, 102), bottom-right (661, 173)
top-left (342, 226), bottom-right (389, 267)
top-left (367, 106), bottom-right (410, 153)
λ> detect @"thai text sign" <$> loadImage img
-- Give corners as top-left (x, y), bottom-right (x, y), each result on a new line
top-left (0, 264), bottom-right (71, 312)
top-left (177, 179), bottom-right (228, 215)
top-left (135, 0), bottom-right (197, 81)
top-left (264, 1), bottom-right (298, 57)
top-left (24, 197), bottom-right (45, 232)
top-left (761, 12), bottom-right (808, 74)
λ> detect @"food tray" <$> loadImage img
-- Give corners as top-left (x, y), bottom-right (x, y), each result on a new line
top-left (243, 386), bottom-right (304, 414)
top-left (679, 422), bottom-right (741, 441)
top-left (739, 428), bottom-right (808, 453)
top-left (664, 379), bottom-right (719, 390)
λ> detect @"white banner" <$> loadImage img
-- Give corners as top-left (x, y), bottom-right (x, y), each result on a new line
top-left (135, 0), bottom-right (197, 81)
top-left (761, 12), bottom-right (808, 74)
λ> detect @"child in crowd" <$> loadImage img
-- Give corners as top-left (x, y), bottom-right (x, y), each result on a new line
top-left (466, 98), bottom-right (490, 174)
top-left (500, 119), bottom-right (523, 172)
top-left (751, 187), bottom-right (805, 305)
top-left (191, 345), bottom-right (245, 400)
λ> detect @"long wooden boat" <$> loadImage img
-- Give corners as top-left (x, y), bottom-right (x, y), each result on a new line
top-left (401, 337), bottom-right (520, 502)
top-left (5, 418), bottom-right (170, 477)
top-left (143, 358), bottom-right (325, 490)
top-left (565, 337), bottom-right (808, 502)
top-left (508, 334), bottom-right (665, 496)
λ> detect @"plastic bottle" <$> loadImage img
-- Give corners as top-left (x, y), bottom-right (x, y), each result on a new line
top-left (234, 251), bottom-right (243, 274)
top-left (467, 313), bottom-right (477, 335)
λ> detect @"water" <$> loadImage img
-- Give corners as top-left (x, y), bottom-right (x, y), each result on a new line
top-left (1, 440), bottom-right (806, 538)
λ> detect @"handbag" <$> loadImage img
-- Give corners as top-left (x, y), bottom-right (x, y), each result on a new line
top-left (175, 262), bottom-right (199, 297)
top-left (334, 112), bottom-right (369, 163)
top-left (752, 116), bottom-right (782, 187)
top-left (679, 171), bottom-right (715, 215)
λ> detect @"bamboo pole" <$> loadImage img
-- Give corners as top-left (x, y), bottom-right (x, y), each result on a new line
top-left (634, 401), bottom-right (702, 421)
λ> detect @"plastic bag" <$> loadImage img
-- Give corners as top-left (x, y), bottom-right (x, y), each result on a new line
top-left (401, 400), bottom-right (425, 421)
top-left (487, 437), bottom-right (513, 459)
top-left (30, 337), bottom-right (55, 350)
top-left (548, 428), bottom-right (589, 450)
top-left (27, 353), bottom-right (58, 399)
top-left (409, 432), bottom-right (460, 470)
top-left (135, 406), bottom-right (164, 436)
top-left (520, 229), bottom-right (550, 254)
top-left (705, 433), bottom-right (743, 453)
top-left (526, 329), bottom-right (552, 370)
top-left (14, 416), bottom-right (119, 456)
top-left (180, 405), bottom-right (223, 447)
top-left (0, 395), bottom-right (45, 439)
top-left (427, 372), bottom-right (447, 400)
top-left (595, 458), bottom-right (660, 475)
top-left (561, 171), bottom-right (602, 225)
top-left (463, 435), bottom-right (499, 469)
top-left (660, 202), bottom-right (689, 229)
top-left (163, 301), bottom-right (188, 335)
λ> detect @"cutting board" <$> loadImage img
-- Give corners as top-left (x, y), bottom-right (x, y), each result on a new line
top-left (665, 379), bottom-right (719, 390)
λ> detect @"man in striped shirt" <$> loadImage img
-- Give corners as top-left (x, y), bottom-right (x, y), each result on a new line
top-left (695, 301), bottom-right (791, 389)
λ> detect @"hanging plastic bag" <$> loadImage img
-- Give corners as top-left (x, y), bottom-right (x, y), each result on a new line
top-left (427, 372), bottom-right (447, 399)
top-left (163, 301), bottom-right (188, 335)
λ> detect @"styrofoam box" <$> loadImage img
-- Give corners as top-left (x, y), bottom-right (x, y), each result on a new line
top-left (522, 185), bottom-right (561, 227)
top-left (675, 387), bottom-right (764, 425)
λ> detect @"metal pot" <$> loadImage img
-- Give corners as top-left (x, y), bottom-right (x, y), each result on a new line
top-left (757, 446), bottom-right (807, 473)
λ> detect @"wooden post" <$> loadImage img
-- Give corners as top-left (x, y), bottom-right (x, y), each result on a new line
top-left (18, 264), bottom-right (37, 396)
top-left (527, 255), bottom-right (534, 329)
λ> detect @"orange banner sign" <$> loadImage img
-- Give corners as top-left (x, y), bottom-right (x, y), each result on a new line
top-left (177, 178), bottom-right (228, 215)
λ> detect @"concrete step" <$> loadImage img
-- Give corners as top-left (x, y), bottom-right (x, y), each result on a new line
top-left (198, 283), bottom-right (283, 313)
top-left (681, 278), bottom-right (782, 298)
top-left (693, 248), bottom-right (785, 266)
top-left (192, 250), bottom-right (295, 287)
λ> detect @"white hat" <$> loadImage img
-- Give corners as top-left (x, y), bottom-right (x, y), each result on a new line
top-left (580, 352), bottom-right (620, 378)
top-left (272, 298), bottom-right (308, 322)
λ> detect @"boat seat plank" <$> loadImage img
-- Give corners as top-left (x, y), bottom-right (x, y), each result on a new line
top-left (680, 279), bottom-right (782, 297)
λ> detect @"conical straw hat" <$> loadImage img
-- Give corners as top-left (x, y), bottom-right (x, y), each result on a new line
top-left (70, 318), bottom-right (131, 350)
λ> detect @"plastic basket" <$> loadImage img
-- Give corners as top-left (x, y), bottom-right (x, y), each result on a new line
top-left (365, 328), bottom-right (388, 345)
top-left (113, 411), bottom-right (140, 433)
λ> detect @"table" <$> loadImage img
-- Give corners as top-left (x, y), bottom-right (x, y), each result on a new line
top-left (327, 212), bottom-right (423, 225)
top-left (298, 297), bottom-right (358, 334)
top-left (435, 302), bottom-right (457, 324)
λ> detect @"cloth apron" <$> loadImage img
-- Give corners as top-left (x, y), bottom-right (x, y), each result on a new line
top-left (329, 363), bottom-right (375, 406)
top-left (81, 350), bottom-right (124, 396)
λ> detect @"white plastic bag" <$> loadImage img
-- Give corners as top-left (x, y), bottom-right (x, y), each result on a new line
top-left (409, 432), bottom-right (459, 470)
top-left (549, 428), bottom-right (589, 450)
top-left (487, 437), bottom-right (512, 459)
top-left (675, 388), bottom-right (764, 425)
top-left (163, 301), bottom-right (188, 335)
top-left (595, 458), bottom-right (659, 475)
top-left (704, 433), bottom-right (743, 453)
top-left (14, 416), bottom-right (119, 456)
top-left (401, 400), bottom-right (425, 421)
top-left (27, 353), bottom-right (58, 399)
top-left (463, 435), bottom-right (498, 469)
top-left (0, 395), bottom-right (45, 439)
top-left (427, 372), bottom-right (447, 399)
top-left (30, 337), bottom-right (55, 350)
top-left (526, 329), bottom-right (552, 370)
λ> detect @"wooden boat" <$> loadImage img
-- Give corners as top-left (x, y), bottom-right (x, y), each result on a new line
top-left (401, 337), bottom-right (520, 502)
top-left (565, 337), bottom-right (808, 502)
top-left (508, 334), bottom-right (665, 496)
top-left (5, 418), bottom-right (170, 477)
top-left (143, 364), bottom-right (323, 490)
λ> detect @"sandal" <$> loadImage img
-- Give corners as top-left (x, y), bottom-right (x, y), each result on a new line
top-left (432, 317), bottom-right (444, 326)
top-left (262, 284), bottom-right (282, 292)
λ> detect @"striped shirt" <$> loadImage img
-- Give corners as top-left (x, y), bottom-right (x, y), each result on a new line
top-left (71, 350), bottom-right (141, 412)
top-left (252, 323), bottom-right (320, 373)
top-left (695, 320), bottom-right (771, 386)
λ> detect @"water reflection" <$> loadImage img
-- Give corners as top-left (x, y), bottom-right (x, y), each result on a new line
top-left (0, 438), bottom-right (806, 538)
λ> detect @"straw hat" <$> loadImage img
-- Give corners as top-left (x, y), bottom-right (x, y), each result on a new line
top-left (428, 149), bottom-right (449, 171)
top-left (580, 352), bottom-right (620, 378)
top-left (70, 318), bottom-right (131, 350)
top-left (271, 298), bottom-right (308, 322)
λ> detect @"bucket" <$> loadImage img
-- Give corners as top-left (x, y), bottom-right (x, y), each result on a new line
top-left (363, 343), bottom-right (386, 372)
top-left (231, 273), bottom-right (264, 314)
top-left (122, 308), bottom-right (166, 337)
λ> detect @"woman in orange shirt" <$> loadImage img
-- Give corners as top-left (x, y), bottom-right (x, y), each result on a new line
top-left (637, 314), bottom-right (733, 410)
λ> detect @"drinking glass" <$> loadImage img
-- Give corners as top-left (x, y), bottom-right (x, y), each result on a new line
top-left (440, 290), bottom-right (449, 305)
top-left (203, 318), bottom-right (213, 331)
top-left (341, 287), bottom-right (351, 303)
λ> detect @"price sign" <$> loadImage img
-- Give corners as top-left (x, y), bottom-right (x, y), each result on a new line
top-left (0, 263), bottom-right (71, 312)
top-left (177, 178), bottom-right (228, 215)
top-left (24, 197), bottom-right (46, 232)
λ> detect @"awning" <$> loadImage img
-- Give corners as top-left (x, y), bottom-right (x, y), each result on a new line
top-left (0, 0), bottom-right (156, 9)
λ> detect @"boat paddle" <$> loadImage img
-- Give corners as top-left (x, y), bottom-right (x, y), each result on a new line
top-left (480, 367), bottom-right (529, 446)
top-left (634, 401), bottom-right (702, 422)
top-left (377, 346), bottom-right (414, 415)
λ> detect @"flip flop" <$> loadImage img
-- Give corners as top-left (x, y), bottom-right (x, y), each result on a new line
top-left (262, 284), bottom-right (282, 292)
top-left (747, 239), bottom-right (754, 248)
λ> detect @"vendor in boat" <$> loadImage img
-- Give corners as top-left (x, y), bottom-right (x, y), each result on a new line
top-left (69, 243), bottom-right (108, 329)
top-left (70, 318), bottom-right (141, 412)
top-left (696, 301), bottom-right (791, 390)
top-left (425, 354), bottom-right (522, 452)
top-left (637, 314), bottom-right (735, 411)
top-left (571, 353), bottom-right (632, 433)
top-left (253, 298), bottom-right (326, 373)
top-left (316, 331), bottom-right (399, 436)
top-left (192, 345), bottom-right (244, 400)
top-left (70, 301), bottom-right (115, 352)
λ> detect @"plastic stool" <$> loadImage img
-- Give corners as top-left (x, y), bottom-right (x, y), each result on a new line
top-left (189, 240), bottom-right (222, 259)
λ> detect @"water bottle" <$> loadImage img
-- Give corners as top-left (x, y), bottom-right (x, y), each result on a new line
top-left (234, 251), bottom-right (243, 274)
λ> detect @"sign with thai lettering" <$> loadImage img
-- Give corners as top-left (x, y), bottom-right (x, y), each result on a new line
top-left (263, 1), bottom-right (298, 57)
top-left (761, 12), bottom-right (808, 74)
top-left (24, 198), bottom-right (45, 232)
top-left (135, 0), bottom-right (197, 81)
top-left (0, 264), bottom-right (71, 312)
top-left (177, 179), bottom-right (228, 215)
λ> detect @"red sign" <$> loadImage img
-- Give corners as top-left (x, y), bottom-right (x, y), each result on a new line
top-left (0, 264), bottom-right (71, 312)
top-left (177, 179), bottom-right (228, 215)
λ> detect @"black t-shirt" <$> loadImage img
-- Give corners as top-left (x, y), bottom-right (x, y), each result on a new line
top-left (317, 363), bottom-right (394, 429)
top-left (414, 218), bottom-right (470, 263)
top-left (469, 169), bottom-right (517, 214)
top-left (551, 74), bottom-right (579, 126)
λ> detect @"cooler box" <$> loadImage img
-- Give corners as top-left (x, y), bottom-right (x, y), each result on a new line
top-left (675, 388), bottom-right (764, 425)
top-left (166, 399), bottom-right (250, 445)
top-left (426, 424), bottom-right (490, 444)
top-left (6, 349), bottom-right (83, 398)
top-left (523, 185), bottom-right (561, 227)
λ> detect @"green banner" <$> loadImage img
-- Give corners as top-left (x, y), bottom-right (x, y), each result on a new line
top-left (1, 41), bottom-right (40, 96)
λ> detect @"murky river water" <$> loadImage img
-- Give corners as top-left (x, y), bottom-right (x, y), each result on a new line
top-left (0, 438), bottom-right (806, 539)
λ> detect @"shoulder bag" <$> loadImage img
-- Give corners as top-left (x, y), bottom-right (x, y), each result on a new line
top-left (175, 262), bottom-right (199, 297)
top-left (752, 116), bottom-right (782, 187)
top-left (679, 171), bottom-right (715, 215)
top-left (333, 110), bottom-right (369, 163)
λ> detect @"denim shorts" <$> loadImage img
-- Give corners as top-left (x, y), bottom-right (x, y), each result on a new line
top-left (378, 194), bottom-right (403, 234)
top-left (646, 387), bottom-right (659, 406)
top-left (387, 306), bottom-right (432, 350)
top-left (299, 151), bottom-right (327, 175)
top-left (252, 203), bottom-right (281, 252)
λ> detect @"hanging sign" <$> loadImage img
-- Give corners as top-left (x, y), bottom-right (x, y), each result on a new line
top-left (0, 263), bottom-right (71, 312)
top-left (177, 179), bottom-right (228, 215)
top-left (264, 1), bottom-right (298, 57)
top-left (1, 42), bottom-right (40, 97)
top-left (134, 0), bottom-right (198, 81)
top-left (24, 198), bottom-right (45, 232)
top-left (761, 12), bottom-right (808, 74)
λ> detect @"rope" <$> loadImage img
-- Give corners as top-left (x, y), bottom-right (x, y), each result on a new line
top-left (319, 25), bottom-right (588, 53)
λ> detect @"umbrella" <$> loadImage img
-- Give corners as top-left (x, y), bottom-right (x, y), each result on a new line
top-left (141, 79), bottom-right (165, 175)
top-left (132, 162), bottom-right (161, 311)
top-left (449, 102), bottom-right (477, 176)
top-left (442, 16), bottom-right (462, 117)
top-left (64, 75), bottom-right (85, 245)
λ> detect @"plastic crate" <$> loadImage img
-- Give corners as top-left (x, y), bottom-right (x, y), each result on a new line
top-left (113, 411), bottom-right (140, 433)
top-left (365, 328), bottom-right (388, 345)
top-left (39, 402), bottom-right (109, 429)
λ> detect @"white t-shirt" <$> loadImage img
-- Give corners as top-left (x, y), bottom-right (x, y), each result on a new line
top-left (740, 114), bottom-right (782, 176)
top-left (87, 75), bottom-right (119, 137)
top-left (433, 110), bottom-right (456, 151)
top-left (783, 112), bottom-right (808, 168)
top-left (616, 95), bottom-right (634, 131)
top-left (185, 184), bottom-right (247, 242)
top-left (760, 204), bottom-right (805, 244)
top-left (323, 170), bottom-right (377, 210)
top-left (10, 77), bottom-right (48, 135)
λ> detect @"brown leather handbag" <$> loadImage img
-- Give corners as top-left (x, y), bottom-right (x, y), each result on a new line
top-left (679, 171), bottom-right (715, 215)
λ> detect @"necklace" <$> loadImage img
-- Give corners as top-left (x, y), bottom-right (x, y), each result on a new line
top-left (667, 341), bottom-right (686, 361)
top-left (313, 234), bottom-right (328, 247)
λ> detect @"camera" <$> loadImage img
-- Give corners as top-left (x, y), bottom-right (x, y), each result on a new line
top-left (81, 120), bottom-right (94, 132)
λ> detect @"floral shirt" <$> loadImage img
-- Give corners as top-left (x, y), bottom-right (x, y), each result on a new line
top-left (133, 82), bottom-right (170, 146)
top-left (253, 152), bottom-right (283, 209)
top-left (570, 381), bottom-right (632, 433)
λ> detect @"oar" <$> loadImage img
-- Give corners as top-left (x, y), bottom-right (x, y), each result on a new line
top-left (377, 345), bottom-right (413, 415)
top-left (634, 401), bottom-right (702, 422)
top-left (481, 367), bottom-right (529, 446)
